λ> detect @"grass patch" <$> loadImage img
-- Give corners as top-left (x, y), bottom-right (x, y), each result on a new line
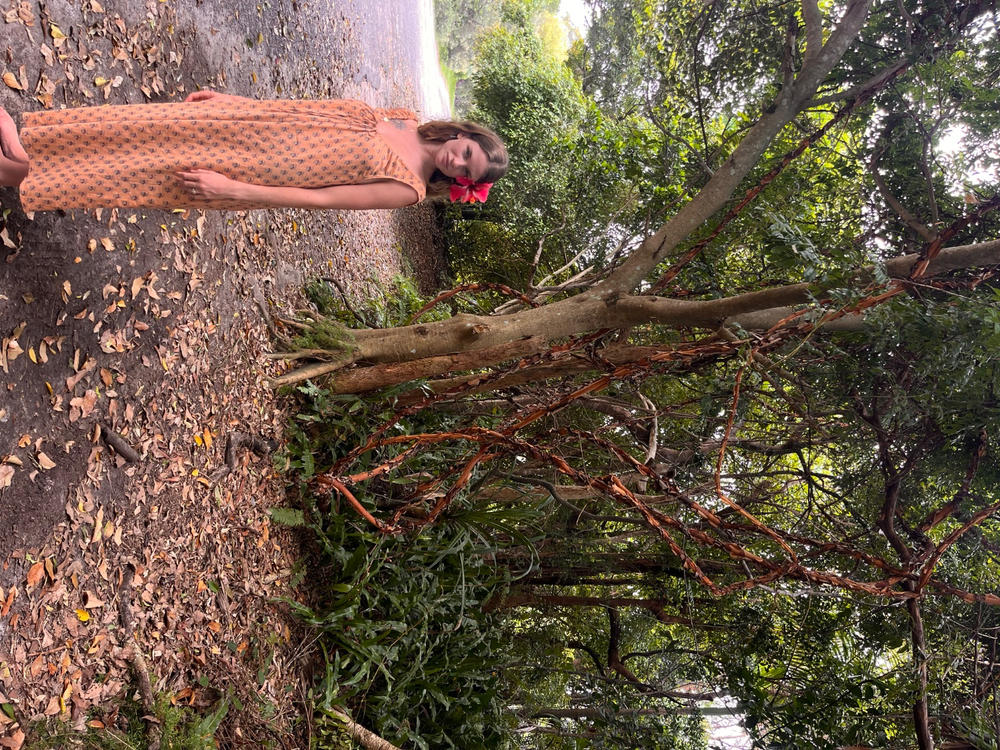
top-left (23, 688), bottom-right (229, 749)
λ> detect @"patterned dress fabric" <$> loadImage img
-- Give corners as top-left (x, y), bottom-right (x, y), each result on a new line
top-left (19, 98), bottom-right (426, 211)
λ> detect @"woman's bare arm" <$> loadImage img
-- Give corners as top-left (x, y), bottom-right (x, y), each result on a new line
top-left (176, 169), bottom-right (420, 209)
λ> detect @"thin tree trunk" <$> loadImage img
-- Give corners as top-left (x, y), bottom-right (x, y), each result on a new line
top-left (488, 591), bottom-right (732, 630)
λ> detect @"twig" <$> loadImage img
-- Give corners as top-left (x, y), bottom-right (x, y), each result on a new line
top-left (321, 276), bottom-right (375, 328)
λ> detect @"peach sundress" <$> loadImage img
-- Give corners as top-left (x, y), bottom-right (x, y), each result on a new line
top-left (19, 98), bottom-right (426, 211)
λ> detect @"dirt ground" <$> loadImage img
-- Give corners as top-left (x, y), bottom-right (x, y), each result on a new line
top-left (0, 0), bottom-right (445, 745)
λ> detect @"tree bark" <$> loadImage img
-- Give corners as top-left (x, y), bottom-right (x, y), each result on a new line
top-left (278, 235), bottom-right (1000, 394)
top-left (278, 335), bottom-right (548, 390)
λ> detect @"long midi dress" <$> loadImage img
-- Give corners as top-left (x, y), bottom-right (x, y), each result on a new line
top-left (18, 98), bottom-right (426, 212)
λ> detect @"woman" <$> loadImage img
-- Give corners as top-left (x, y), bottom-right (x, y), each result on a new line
top-left (0, 91), bottom-right (507, 211)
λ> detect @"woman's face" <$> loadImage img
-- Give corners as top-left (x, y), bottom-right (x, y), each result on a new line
top-left (437, 134), bottom-right (490, 182)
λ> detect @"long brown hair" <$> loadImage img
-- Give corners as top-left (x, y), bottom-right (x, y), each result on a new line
top-left (418, 120), bottom-right (509, 200)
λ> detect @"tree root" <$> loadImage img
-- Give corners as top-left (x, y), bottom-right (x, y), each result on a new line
top-left (210, 432), bottom-right (276, 482)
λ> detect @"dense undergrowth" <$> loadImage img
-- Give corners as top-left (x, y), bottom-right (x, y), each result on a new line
top-left (277, 277), bottom-right (528, 749)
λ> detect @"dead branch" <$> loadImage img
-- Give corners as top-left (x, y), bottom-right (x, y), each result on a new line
top-left (329, 708), bottom-right (403, 750)
top-left (98, 421), bottom-right (141, 464)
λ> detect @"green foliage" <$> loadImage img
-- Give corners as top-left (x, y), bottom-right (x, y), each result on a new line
top-left (306, 274), bottom-right (452, 329)
top-left (281, 273), bottom-right (533, 747)
top-left (434, 0), bottom-right (503, 73)
top-left (324, 3), bottom-right (1000, 747)
top-left (290, 497), bottom-right (515, 750)
top-left (280, 389), bottom-right (525, 748)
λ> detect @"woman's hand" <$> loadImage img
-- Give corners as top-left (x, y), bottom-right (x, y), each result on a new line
top-left (176, 169), bottom-right (237, 200)
top-left (185, 90), bottom-right (224, 103)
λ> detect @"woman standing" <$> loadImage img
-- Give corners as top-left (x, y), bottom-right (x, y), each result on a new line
top-left (0, 91), bottom-right (506, 211)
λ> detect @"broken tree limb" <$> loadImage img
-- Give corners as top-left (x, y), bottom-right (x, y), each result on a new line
top-left (99, 421), bottom-right (141, 463)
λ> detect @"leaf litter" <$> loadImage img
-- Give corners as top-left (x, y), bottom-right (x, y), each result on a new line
top-left (0, 0), bottom-right (444, 745)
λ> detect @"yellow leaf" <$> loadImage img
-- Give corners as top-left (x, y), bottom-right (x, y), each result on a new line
top-left (2, 71), bottom-right (23, 91)
top-left (75, 608), bottom-right (90, 622)
top-left (49, 24), bottom-right (66, 39)
top-left (28, 347), bottom-right (36, 363)
top-left (94, 76), bottom-right (109, 87)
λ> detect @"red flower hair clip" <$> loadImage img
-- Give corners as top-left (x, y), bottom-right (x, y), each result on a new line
top-left (449, 177), bottom-right (493, 204)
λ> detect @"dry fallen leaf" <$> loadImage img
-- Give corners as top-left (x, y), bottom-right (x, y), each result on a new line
top-left (0, 466), bottom-right (13, 490)
top-left (26, 561), bottom-right (44, 588)
top-left (2, 71), bottom-right (23, 91)
top-left (0, 729), bottom-right (25, 750)
top-left (6, 340), bottom-right (23, 362)
top-left (69, 390), bottom-right (97, 419)
top-left (37, 452), bottom-right (56, 470)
